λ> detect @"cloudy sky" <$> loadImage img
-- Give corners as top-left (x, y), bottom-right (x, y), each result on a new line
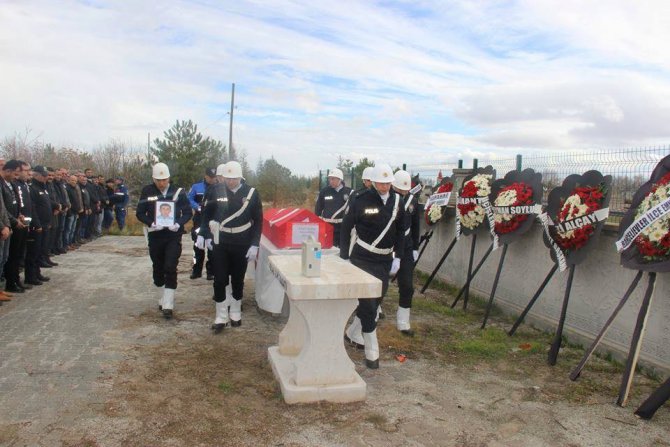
top-left (2, 0), bottom-right (670, 175)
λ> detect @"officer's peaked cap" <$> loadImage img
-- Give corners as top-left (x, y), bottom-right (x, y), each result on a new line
top-left (152, 162), bottom-right (170, 180)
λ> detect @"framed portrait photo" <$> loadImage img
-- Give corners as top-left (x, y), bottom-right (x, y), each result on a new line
top-left (155, 200), bottom-right (175, 227)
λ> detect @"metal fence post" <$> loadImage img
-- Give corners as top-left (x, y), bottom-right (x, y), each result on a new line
top-left (458, 160), bottom-right (463, 169)
top-left (516, 154), bottom-right (522, 172)
top-left (473, 158), bottom-right (478, 170)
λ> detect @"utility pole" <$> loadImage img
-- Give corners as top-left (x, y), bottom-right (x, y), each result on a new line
top-left (228, 82), bottom-right (235, 161)
top-left (147, 132), bottom-right (151, 162)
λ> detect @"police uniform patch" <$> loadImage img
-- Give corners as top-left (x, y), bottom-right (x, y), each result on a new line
top-left (324, 196), bottom-right (333, 200)
top-left (364, 208), bottom-right (379, 215)
top-left (148, 196), bottom-right (158, 201)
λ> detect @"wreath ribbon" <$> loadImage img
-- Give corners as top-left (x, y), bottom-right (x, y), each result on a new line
top-left (538, 212), bottom-right (568, 272)
top-left (616, 196), bottom-right (670, 252)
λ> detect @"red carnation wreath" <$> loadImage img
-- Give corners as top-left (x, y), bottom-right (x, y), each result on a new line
top-left (493, 182), bottom-right (534, 235)
top-left (553, 183), bottom-right (607, 251)
top-left (633, 172), bottom-right (670, 260)
top-left (424, 181), bottom-right (454, 226)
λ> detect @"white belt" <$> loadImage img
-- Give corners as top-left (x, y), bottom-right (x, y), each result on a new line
top-left (220, 222), bottom-right (252, 234)
top-left (322, 217), bottom-right (343, 224)
top-left (355, 238), bottom-right (393, 255)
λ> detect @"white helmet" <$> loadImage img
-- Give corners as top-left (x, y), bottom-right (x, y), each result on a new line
top-left (328, 168), bottom-right (344, 180)
top-left (152, 162), bottom-right (170, 180)
top-left (220, 161), bottom-right (243, 178)
top-left (393, 170), bottom-right (412, 191)
top-left (362, 166), bottom-right (374, 181)
top-left (370, 163), bottom-right (394, 183)
top-left (215, 163), bottom-right (227, 176)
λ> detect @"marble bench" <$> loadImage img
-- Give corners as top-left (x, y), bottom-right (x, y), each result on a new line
top-left (268, 255), bottom-right (382, 404)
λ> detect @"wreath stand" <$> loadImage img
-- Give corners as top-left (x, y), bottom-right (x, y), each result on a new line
top-left (508, 263), bottom-right (559, 336)
top-left (450, 236), bottom-right (495, 310)
top-left (568, 270), bottom-right (659, 407)
top-left (420, 235), bottom-right (457, 293)
top-left (480, 243), bottom-right (509, 329)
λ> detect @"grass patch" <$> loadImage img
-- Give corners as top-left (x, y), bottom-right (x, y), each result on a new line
top-left (217, 381), bottom-right (234, 393)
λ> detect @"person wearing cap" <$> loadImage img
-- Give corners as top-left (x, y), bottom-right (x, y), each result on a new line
top-left (187, 167), bottom-right (218, 280)
top-left (136, 162), bottom-right (193, 319)
top-left (340, 163), bottom-right (406, 369)
top-left (391, 170), bottom-right (420, 336)
top-left (113, 177), bottom-right (129, 230)
top-left (25, 165), bottom-right (58, 285)
top-left (197, 161), bottom-right (262, 333)
top-left (315, 168), bottom-right (351, 248)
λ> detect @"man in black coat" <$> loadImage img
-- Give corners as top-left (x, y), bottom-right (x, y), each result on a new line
top-left (2, 160), bottom-right (27, 293)
top-left (198, 161), bottom-right (262, 333)
top-left (315, 168), bottom-right (351, 248)
top-left (136, 162), bottom-right (192, 319)
top-left (26, 165), bottom-right (57, 285)
top-left (340, 164), bottom-right (406, 369)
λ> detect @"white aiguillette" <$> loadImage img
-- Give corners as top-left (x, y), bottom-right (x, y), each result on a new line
top-left (301, 236), bottom-right (321, 277)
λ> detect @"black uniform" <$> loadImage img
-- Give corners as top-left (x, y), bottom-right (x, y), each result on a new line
top-left (15, 180), bottom-right (33, 281)
top-left (199, 182), bottom-right (262, 304)
top-left (315, 184), bottom-right (351, 248)
top-left (26, 179), bottom-right (58, 281)
top-left (136, 183), bottom-right (192, 290)
top-left (396, 192), bottom-right (420, 309)
top-left (2, 178), bottom-right (23, 290)
top-left (340, 188), bottom-right (406, 333)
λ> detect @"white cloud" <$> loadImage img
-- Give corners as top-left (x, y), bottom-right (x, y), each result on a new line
top-left (1, 0), bottom-right (670, 175)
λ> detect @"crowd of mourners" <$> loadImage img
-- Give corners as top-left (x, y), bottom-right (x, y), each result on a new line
top-left (0, 158), bottom-right (128, 302)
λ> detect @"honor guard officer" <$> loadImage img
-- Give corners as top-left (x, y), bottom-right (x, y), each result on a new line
top-left (315, 168), bottom-right (351, 248)
top-left (392, 170), bottom-right (420, 336)
top-left (340, 164), bottom-right (406, 369)
top-left (188, 167), bottom-right (218, 280)
top-left (197, 161), bottom-right (262, 333)
top-left (136, 163), bottom-right (193, 319)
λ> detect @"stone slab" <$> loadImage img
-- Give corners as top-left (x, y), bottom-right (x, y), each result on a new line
top-left (268, 255), bottom-right (382, 301)
top-left (268, 347), bottom-right (366, 404)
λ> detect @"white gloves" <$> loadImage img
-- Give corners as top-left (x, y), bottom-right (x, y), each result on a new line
top-left (195, 235), bottom-right (205, 250)
top-left (168, 223), bottom-right (180, 232)
top-left (413, 250), bottom-right (419, 262)
top-left (205, 239), bottom-right (213, 251)
top-left (149, 223), bottom-right (163, 231)
top-left (246, 245), bottom-right (259, 261)
top-left (390, 257), bottom-right (401, 275)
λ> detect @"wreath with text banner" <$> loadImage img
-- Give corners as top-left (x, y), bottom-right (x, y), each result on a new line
top-left (490, 169), bottom-right (543, 245)
top-left (424, 178), bottom-right (454, 226)
top-left (618, 154), bottom-right (670, 272)
top-left (456, 166), bottom-right (495, 236)
top-left (543, 170), bottom-right (612, 267)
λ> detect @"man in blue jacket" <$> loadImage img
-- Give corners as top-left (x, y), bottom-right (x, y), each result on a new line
top-left (113, 177), bottom-right (129, 230)
top-left (187, 167), bottom-right (217, 279)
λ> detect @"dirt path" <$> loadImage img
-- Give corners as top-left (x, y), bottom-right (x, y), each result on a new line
top-left (0, 236), bottom-right (668, 446)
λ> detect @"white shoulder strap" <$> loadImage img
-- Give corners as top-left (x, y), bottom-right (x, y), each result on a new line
top-left (371, 193), bottom-right (399, 247)
top-left (221, 187), bottom-right (255, 226)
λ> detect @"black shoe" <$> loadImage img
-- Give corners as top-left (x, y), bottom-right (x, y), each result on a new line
top-left (17, 281), bottom-right (32, 290)
top-left (190, 270), bottom-right (202, 279)
top-left (37, 275), bottom-right (50, 282)
top-left (365, 359), bottom-right (379, 369)
top-left (206, 273), bottom-right (214, 281)
top-left (25, 279), bottom-right (43, 286)
top-left (5, 285), bottom-right (25, 293)
top-left (344, 334), bottom-right (365, 350)
top-left (211, 323), bottom-right (227, 334)
top-left (400, 329), bottom-right (415, 337)
top-left (230, 320), bottom-right (241, 327)
top-left (38, 262), bottom-right (53, 268)
top-left (378, 311), bottom-right (385, 320)
top-left (162, 309), bottom-right (173, 319)
top-left (47, 260), bottom-right (58, 266)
